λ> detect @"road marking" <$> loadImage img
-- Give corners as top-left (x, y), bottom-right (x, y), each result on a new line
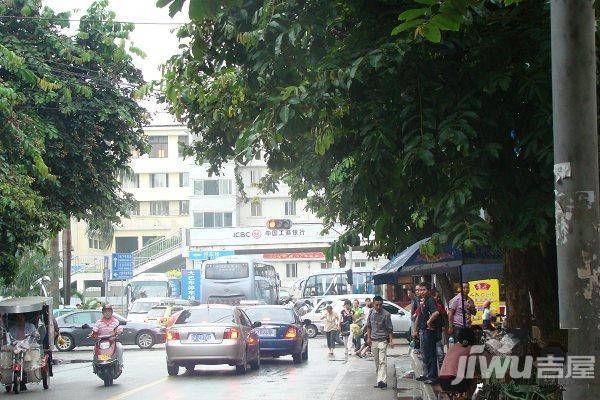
top-left (105, 377), bottom-right (168, 400)
top-left (323, 356), bottom-right (353, 400)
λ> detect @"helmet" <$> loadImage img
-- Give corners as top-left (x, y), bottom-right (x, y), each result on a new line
top-left (102, 304), bottom-right (113, 312)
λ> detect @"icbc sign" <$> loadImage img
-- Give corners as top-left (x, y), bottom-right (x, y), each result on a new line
top-left (233, 230), bottom-right (262, 239)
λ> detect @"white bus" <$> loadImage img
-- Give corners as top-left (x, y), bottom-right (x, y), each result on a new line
top-left (126, 273), bottom-right (181, 304)
top-left (200, 256), bottom-right (280, 305)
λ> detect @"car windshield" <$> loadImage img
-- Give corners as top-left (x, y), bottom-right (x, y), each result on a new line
top-left (205, 263), bottom-right (249, 280)
top-left (147, 308), bottom-right (167, 317)
top-left (244, 307), bottom-right (295, 324)
top-left (175, 308), bottom-right (235, 325)
top-left (130, 302), bottom-right (159, 313)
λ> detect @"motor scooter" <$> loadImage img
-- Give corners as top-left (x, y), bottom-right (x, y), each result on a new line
top-left (82, 324), bottom-right (123, 387)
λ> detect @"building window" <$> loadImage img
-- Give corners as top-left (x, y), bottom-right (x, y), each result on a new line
top-left (284, 200), bottom-right (296, 216)
top-left (142, 236), bottom-right (162, 246)
top-left (179, 172), bottom-right (189, 187)
top-left (251, 200), bottom-right (262, 217)
top-left (122, 173), bottom-right (139, 189)
top-left (250, 170), bottom-right (261, 184)
top-left (286, 263), bottom-right (298, 278)
top-left (254, 151), bottom-right (261, 160)
top-left (179, 200), bottom-right (189, 216)
top-left (149, 136), bottom-right (168, 158)
top-left (88, 237), bottom-right (102, 250)
top-left (193, 179), bottom-right (232, 195)
top-left (115, 236), bottom-right (138, 253)
top-left (150, 173), bottom-right (169, 188)
top-left (178, 135), bottom-right (189, 157)
top-left (193, 212), bottom-right (233, 228)
top-left (354, 261), bottom-right (367, 269)
top-left (320, 262), bottom-right (332, 269)
top-left (150, 201), bottom-right (170, 216)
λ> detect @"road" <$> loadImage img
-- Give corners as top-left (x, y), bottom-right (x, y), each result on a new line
top-left (17, 339), bottom-right (402, 400)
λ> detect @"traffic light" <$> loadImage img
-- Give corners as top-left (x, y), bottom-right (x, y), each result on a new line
top-left (266, 219), bottom-right (292, 230)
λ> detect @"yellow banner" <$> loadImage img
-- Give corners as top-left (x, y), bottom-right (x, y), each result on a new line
top-left (469, 279), bottom-right (500, 325)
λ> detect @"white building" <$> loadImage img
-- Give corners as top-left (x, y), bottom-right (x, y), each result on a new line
top-left (70, 124), bottom-right (387, 291)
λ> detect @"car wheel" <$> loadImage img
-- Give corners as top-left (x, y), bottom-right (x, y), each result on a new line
top-left (56, 333), bottom-right (75, 352)
top-left (305, 324), bottom-right (318, 338)
top-left (167, 363), bottom-right (179, 376)
top-left (250, 355), bottom-right (260, 371)
top-left (235, 354), bottom-right (248, 375)
top-left (292, 350), bottom-right (303, 364)
top-left (136, 331), bottom-right (155, 349)
top-left (302, 344), bottom-right (309, 361)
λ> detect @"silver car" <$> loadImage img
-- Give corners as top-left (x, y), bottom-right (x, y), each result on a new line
top-left (165, 305), bottom-right (261, 375)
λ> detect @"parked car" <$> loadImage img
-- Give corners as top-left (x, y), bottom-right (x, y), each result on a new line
top-left (55, 310), bottom-right (166, 351)
top-left (53, 306), bottom-right (77, 318)
top-left (277, 288), bottom-right (292, 304)
top-left (242, 305), bottom-right (308, 363)
top-left (127, 297), bottom-right (191, 323)
top-left (303, 296), bottom-right (411, 338)
top-left (165, 304), bottom-right (261, 376)
top-left (145, 305), bottom-right (187, 326)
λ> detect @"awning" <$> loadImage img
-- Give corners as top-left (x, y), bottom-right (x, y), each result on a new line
top-left (373, 237), bottom-right (502, 285)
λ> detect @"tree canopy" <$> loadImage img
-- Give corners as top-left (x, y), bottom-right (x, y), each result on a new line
top-left (0, 0), bottom-right (148, 280)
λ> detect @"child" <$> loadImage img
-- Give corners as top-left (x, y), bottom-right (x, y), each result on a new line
top-left (481, 300), bottom-right (494, 330)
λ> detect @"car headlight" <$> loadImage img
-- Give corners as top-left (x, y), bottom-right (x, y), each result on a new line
top-left (99, 342), bottom-right (111, 350)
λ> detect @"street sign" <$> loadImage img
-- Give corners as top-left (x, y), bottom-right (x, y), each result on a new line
top-left (181, 269), bottom-right (202, 301)
top-left (111, 253), bottom-right (133, 280)
top-left (188, 250), bottom-right (234, 261)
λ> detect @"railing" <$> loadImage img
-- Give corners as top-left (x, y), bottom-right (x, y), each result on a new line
top-left (132, 231), bottom-right (182, 270)
top-left (71, 256), bottom-right (105, 274)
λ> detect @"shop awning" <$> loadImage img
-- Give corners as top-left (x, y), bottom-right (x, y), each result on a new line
top-left (373, 238), bottom-right (502, 285)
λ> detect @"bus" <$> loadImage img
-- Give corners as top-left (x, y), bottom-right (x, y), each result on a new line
top-left (200, 256), bottom-right (280, 305)
top-left (299, 266), bottom-right (381, 300)
top-left (126, 273), bottom-right (182, 304)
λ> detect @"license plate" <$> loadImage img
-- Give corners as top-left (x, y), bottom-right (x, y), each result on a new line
top-left (255, 328), bottom-right (276, 338)
top-left (98, 354), bottom-right (110, 361)
top-left (190, 333), bottom-right (214, 342)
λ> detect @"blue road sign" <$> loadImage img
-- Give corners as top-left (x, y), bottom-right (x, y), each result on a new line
top-left (111, 253), bottom-right (133, 280)
top-left (181, 269), bottom-right (202, 301)
top-left (188, 250), bottom-right (234, 261)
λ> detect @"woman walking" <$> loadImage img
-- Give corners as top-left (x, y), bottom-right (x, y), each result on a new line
top-left (321, 305), bottom-right (339, 356)
top-left (339, 300), bottom-right (354, 356)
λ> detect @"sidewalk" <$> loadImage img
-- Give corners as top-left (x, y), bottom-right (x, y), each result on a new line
top-left (328, 339), bottom-right (413, 400)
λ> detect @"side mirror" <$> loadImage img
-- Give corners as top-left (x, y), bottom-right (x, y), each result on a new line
top-left (81, 324), bottom-right (90, 330)
top-left (252, 321), bottom-right (262, 328)
top-left (119, 320), bottom-right (127, 326)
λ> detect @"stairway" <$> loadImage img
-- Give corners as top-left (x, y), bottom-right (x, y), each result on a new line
top-left (131, 231), bottom-right (183, 275)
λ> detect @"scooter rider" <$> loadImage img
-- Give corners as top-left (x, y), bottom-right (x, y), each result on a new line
top-left (91, 304), bottom-right (123, 369)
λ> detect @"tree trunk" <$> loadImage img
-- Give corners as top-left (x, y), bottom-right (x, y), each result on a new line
top-left (504, 244), bottom-right (565, 347)
top-left (49, 235), bottom-right (61, 308)
top-left (62, 225), bottom-right (72, 306)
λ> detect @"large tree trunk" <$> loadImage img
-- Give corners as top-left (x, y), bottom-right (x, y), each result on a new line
top-left (504, 244), bottom-right (565, 347)
top-left (49, 235), bottom-right (61, 308)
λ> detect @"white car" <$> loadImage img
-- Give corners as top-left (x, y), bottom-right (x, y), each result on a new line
top-left (302, 297), bottom-right (411, 338)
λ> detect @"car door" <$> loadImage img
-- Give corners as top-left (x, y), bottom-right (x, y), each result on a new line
top-left (112, 312), bottom-right (136, 345)
top-left (237, 309), bottom-right (258, 358)
top-left (382, 302), bottom-right (409, 334)
top-left (66, 312), bottom-right (95, 346)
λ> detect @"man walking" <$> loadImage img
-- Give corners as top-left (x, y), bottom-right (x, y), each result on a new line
top-left (366, 295), bottom-right (394, 389)
top-left (447, 282), bottom-right (477, 343)
top-left (413, 282), bottom-right (440, 385)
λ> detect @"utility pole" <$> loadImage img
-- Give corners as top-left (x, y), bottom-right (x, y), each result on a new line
top-left (551, 0), bottom-right (599, 397)
top-left (49, 235), bottom-right (61, 308)
top-left (62, 223), bottom-right (72, 306)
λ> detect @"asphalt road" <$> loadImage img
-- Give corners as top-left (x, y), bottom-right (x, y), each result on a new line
top-left (16, 339), bottom-right (360, 400)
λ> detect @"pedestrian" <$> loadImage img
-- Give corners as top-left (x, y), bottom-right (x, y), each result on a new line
top-left (413, 281), bottom-right (440, 385)
top-left (431, 288), bottom-right (448, 368)
top-left (339, 300), bottom-right (354, 355)
top-left (355, 298), bottom-right (373, 357)
top-left (350, 299), bottom-right (364, 351)
top-left (447, 282), bottom-right (477, 343)
top-left (481, 300), bottom-right (495, 330)
top-left (321, 305), bottom-right (339, 356)
top-left (366, 295), bottom-right (394, 389)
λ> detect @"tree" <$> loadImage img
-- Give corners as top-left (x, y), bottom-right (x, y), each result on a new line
top-left (159, 0), bottom-right (597, 342)
top-left (0, 250), bottom-right (57, 297)
top-left (72, 290), bottom-right (101, 310)
top-left (0, 0), bottom-right (148, 280)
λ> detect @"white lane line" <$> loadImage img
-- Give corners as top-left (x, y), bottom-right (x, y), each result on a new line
top-left (105, 377), bottom-right (168, 400)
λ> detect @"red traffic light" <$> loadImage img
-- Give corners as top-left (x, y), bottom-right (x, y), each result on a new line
top-left (267, 219), bottom-right (292, 230)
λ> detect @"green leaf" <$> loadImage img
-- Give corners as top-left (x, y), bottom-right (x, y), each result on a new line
top-left (279, 105), bottom-right (290, 123)
top-left (391, 19), bottom-right (425, 35)
top-left (398, 8), bottom-right (429, 21)
top-left (414, 0), bottom-right (438, 5)
top-left (20, 5), bottom-right (32, 17)
top-left (189, 0), bottom-right (218, 20)
top-left (156, 0), bottom-right (173, 7)
top-left (418, 149), bottom-right (435, 166)
top-left (430, 14), bottom-right (460, 31)
top-left (422, 24), bottom-right (441, 42)
top-left (168, 0), bottom-right (186, 17)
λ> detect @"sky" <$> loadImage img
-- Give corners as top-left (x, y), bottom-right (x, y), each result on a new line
top-left (43, 0), bottom-right (190, 124)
